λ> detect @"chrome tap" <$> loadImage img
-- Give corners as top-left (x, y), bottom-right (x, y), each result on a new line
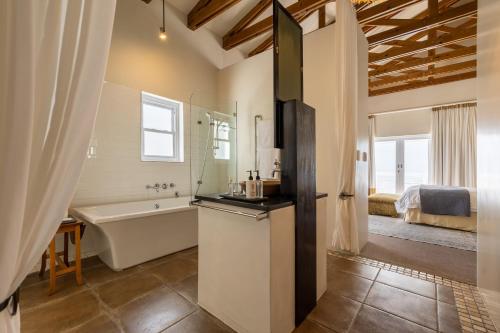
top-left (146, 183), bottom-right (161, 192)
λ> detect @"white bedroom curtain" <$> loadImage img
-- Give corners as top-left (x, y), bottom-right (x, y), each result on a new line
top-left (431, 103), bottom-right (477, 188)
top-left (0, 1), bottom-right (115, 331)
top-left (331, 0), bottom-right (360, 254)
top-left (368, 116), bottom-right (376, 195)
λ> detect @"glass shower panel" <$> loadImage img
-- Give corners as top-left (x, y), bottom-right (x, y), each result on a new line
top-left (189, 98), bottom-right (237, 198)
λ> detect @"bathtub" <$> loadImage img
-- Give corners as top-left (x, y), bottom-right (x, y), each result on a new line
top-left (70, 196), bottom-right (197, 271)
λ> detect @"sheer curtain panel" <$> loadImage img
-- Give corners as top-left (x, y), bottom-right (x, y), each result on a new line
top-left (431, 103), bottom-right (477, 188)
top-left (0, 1), bottom-right (116, 331)
top-left (331, 0), bottom-right (360, 254)
top-left (368, 116), bottom-right (376, 195)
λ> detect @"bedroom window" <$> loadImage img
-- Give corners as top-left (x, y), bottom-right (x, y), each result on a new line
top-left (141, 92), bottom-right (184, 162)
top-left (375, 135), bottom-right (430, 193)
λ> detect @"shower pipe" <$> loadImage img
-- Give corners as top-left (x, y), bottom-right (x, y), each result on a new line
top-left (254, 115), bottom-right (263, 171)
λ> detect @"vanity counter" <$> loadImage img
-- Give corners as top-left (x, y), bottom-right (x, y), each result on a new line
top-left (193, 192), bottom-right (327, 212)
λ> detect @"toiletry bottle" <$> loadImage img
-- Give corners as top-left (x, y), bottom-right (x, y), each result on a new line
top-left (245, 170), bottom-right (257, 199)
top-left (255, 170), bottom-right (263, 198)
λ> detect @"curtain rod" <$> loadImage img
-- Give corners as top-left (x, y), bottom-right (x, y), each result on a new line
top-left (368, 99), bottom-right (477, 117)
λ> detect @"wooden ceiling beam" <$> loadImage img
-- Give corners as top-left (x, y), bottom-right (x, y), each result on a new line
top-left (364, 18), bottom-right (419, 26)
top-left (370, 59), bottom-right (476, 88)
top-left (369, 26), bottom-right (476, 64)
top-left (367, 1), bottom-right (477, 47)
top-left (369, 71), bottom-right (476, 96)
top-left (223, 0), bottom-right (332, 50)
top-left (225, 0), bottom-right (272, 38)
top-left (357, 0), bottom-right (421, 24)
top-left (369, 45), bottom-right (476, 77)
top-left (188, 0), bottom-right (241, 30)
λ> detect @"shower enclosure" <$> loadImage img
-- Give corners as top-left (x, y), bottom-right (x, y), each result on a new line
top-left (189, 96), bottom-right (237, 197)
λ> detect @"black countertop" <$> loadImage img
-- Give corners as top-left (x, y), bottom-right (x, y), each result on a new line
top-left (193, 193), bottom-right (327, 212)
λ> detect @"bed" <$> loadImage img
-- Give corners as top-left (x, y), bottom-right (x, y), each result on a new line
top-left (396, 185), bottom-right (477, 232)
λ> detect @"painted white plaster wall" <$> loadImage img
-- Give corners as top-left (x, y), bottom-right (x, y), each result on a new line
top-left (477, 0), bottom-right (500, 328)
top-left (374, 108), bottom-right (432, 138)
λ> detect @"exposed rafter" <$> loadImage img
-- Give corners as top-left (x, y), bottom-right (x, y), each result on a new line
top-left (223, 0), bottom-right (332, 51)
top-left (188, 0), bottom-right (241, 30)
top-left (357, 0), bottom-right (421, 24)
top-left (225, 0), bottom-right (272, 38)
top-left (369, 71), bottom-right (476, 96)
top-left (367, 1), bottom-right (477, 47)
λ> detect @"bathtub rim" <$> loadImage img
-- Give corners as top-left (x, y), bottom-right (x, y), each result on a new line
top-left (70, 196), bottom-right (197, 225)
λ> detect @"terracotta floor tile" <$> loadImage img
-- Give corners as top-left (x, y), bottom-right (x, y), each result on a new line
top-left (172, 274), bottom-right (198, 304)
top-left (365, 282), bottom-right (438, 330)
top-left (162, 309), bottom-right (233, 333)
top-left (20, 273), bottom-right (88, 310)
top-left (350, 305), bottom-right (435, 333)
top-left (308, 290), bottom-right (361, 332)
top-left (376, 269), bottom-right (436, 299)
top-left (21, 291), bottom-right (99, 333)
top-left (437, 284), bottom-right (456, 305)
top-left (438, 301), bottom-right (462, 333)
top-left (328, 256), bottom-right (380, 280)
top-left (84, 264), bottom-right (141, 286)
top-left (118, 287), bottom-right (196, 333)
top-left (147, 257), bottom-right (198, 285)
top-left (293, 319), bottom-right (334, 333)
top-left (327, 270), bottom-right (373, 302)
top-left (68, 313), bottom-right (120, 333)
top-left (96, 271), bottom-right (163, 309)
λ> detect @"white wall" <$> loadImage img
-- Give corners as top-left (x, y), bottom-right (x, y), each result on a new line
top-left (367, 78), bottom-right (476, 114)
top-left (374, 109), bottom-right (432, 138)
top-left (477, 0), bottom-right (500, 328)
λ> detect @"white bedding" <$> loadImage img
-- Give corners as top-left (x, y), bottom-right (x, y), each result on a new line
top-left (395, 185), bottom-right (477, 213)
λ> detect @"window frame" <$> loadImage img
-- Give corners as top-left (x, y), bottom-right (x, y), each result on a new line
top-left (141, 91), bottom-right (184, 162)
top-left (375, 134), bottom-right (431, 193)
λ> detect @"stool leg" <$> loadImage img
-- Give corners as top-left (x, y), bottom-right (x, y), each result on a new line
top-left (49, 239), bottom-right (56, 295)
top-left (64, 232), bottom-right (69, 266)
top-left (75, 226), bottom-right (83, 285)
top-left (39, 250), bottom-right (47, 278)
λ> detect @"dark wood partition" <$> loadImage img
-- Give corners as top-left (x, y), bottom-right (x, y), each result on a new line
top-left (280, 100), bottom-right (317, 325)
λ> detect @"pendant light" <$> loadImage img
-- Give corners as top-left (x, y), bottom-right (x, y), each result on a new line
top-left (159, 0), bottom-right (167, 40)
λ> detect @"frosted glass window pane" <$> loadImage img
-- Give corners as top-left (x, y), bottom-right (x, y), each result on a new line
top-left (143, 104), bottom-right (173, 131)
top-left (215, 141), bottom-right (230, 160)
top-left (404, 139), bottom-right (429, 190)
top-left (375, 141), bottom-right (396, 193)
top-left (144, 131), bottom-right (173, 157)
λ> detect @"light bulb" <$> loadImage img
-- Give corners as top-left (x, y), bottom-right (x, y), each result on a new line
top-left (159, 27), bottom-right (167, 41)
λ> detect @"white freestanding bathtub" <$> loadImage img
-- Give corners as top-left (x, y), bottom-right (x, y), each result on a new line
top-left (70, 196), bottom-right (197, 271)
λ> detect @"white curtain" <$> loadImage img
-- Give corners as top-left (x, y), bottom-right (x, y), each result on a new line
top-left (431, 103), bottom-right (477, 188)
top-left (0, 1), bottom-right (115, 331)
top-left (332, 0), bottom-right (360, 254)
top-left (368, 116), bottom-right (376, 195)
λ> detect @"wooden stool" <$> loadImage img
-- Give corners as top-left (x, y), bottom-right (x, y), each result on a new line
top-left (40, 220), bottom-right (84, 295)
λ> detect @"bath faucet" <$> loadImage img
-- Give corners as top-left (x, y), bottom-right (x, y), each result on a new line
top-left (146, 183), bottom-right (161, 192)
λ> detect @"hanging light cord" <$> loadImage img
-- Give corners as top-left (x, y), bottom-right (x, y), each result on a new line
top-left (162, 0), bottom-right (165, 30)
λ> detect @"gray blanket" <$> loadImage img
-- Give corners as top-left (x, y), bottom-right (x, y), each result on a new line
top-left (419, 185), bottom-right (471, 217)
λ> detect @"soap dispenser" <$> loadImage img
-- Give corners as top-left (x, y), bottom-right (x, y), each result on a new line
top-left (255, 170), bottom-right (263, 198)
top-left (245, 170), bottom-right (257, 199)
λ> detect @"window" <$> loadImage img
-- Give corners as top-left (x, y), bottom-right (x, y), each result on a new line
top-left (213, 120), bottom-right (230, 160)
top-left (141, 92), bottom-right (184, 162)
top-left (375, 135), bottom-right (430, 193)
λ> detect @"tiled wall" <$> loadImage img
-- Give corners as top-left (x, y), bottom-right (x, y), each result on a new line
top-left (72, 82), bottom-right (192, 207)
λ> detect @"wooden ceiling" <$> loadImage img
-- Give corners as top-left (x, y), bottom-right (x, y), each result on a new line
top-left (357, 0), bottom-right (477, 96)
